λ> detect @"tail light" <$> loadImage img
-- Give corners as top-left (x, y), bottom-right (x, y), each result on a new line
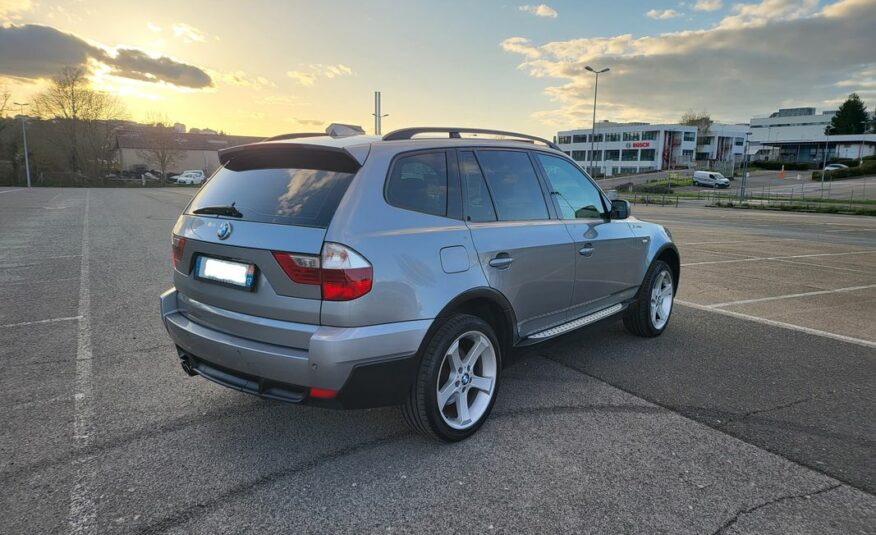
top-left (172, 235), bottom-right (186, 270)
top-left (273, 242), bottom-right (373, 301)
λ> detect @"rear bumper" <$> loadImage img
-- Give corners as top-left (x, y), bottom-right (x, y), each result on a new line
top-left (160, 288), bottom-right (430, 408)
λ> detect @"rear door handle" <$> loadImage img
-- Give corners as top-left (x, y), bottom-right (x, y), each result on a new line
top-left (579, 243), bottom-right (594, 257)
top-left (488, 256), bottom-right (514, 269)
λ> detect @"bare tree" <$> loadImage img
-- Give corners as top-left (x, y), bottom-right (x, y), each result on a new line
top-left (33, 67), bottom-right (126, 178)
top-left (680, 109), bottom-right (713, 140)
top-left (137, 114), bottom-right (185, 184)
top-left (0, 86), bottom-right (11, 136)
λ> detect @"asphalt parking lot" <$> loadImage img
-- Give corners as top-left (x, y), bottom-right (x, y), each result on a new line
top-left (1, 187), bottom-right (874, 534)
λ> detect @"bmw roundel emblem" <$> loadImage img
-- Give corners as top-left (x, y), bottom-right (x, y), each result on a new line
top-left (217, 222), bottom-right (232, 240)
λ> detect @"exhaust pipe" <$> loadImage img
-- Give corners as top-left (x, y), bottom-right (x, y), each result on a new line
top-left (180, 358), bottom-right (197, 377)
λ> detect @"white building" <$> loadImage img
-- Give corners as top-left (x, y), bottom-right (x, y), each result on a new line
top-left (556, 122), bottom-right (698, 176)
top-left (114, 128), bottom-right (264, 175)
top-left (695, 124), bottom-right (748, 164)
top-left (749, 107), bottom-right (876, 162)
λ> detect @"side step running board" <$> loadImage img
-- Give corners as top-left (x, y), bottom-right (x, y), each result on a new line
top-left (527, 303), bottom-right (625, 341)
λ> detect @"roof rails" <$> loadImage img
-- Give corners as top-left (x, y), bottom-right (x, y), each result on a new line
top-left (382, 127), bottom-right (561, 151)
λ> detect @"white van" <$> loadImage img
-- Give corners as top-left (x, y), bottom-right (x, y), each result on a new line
top-left (693, 171), bottom-right (730, 189)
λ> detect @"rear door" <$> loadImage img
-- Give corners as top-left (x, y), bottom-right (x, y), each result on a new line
top-left (533, 152), bottom-right (645, 318)
top-left (172, 144), bottom-right (360, 333)
top-left (459, 149), bottom-right (575, 337)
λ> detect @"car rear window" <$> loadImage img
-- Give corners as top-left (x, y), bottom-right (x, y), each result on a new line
top-left (187, 166), bottom-right (355, 228)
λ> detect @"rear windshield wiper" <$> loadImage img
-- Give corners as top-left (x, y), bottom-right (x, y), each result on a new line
top-left (192, 203), bottom-right (243, 218)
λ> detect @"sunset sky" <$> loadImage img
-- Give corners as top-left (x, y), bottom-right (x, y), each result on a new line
top-left (1, 0), bottom-right (874, 138)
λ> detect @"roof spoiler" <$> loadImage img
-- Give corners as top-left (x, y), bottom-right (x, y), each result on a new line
top-left (218, 143), bottom-right (362, 173)
top-left (382, 127), bottom-right (561, 151)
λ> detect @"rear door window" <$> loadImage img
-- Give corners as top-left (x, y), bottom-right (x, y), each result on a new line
top-left (385, 152), bottom-right (449, 217)
top-left (475, 150), bottom-right (549, 221)
top-left (187, 166), bottom-right (355, 228)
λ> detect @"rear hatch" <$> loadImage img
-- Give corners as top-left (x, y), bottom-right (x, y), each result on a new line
top-left (172, 143), bottom-right (361, 343)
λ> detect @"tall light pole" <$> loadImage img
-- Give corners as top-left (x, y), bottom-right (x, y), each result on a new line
top-left (739, 131), bottom-right (751, 200)
top-left (372, 91), bottom-right (388, 136)
top-left (821, 124), bottom-right (834, 197)
top-left (585, 66), bottom-right (609, 176)
top-left (14, 102), bottom-right (31, 188)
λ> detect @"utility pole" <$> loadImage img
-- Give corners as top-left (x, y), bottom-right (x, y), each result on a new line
top-left (14, 102), bottom-right (31, 188)
top-left (585, 66), bottom-right (609, 176)
top-left (821, 125), bottom-right (833, 197)
top-left (372, 91), bottom-right (388, 136)
top-left (739, 132), bottom-right (751, 200)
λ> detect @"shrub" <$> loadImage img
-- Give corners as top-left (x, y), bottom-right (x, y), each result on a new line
top-left (750, 161), bottom-right (812, 171)
top-left (812, 160), bottom-right (876, 181)
top-left (631, 184), bottom-right (673, 194)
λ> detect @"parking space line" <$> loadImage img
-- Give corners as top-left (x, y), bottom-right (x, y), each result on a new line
top-left (679, 238), bottom-right (801, 246)
top-left (773, 258), bottom-right (873, 274)
top-left (68, 190), bottom-right (97, 534)
top-left (676, 300), bottom-right (876, 349)
top-left (681, 250), bottom-right (876, 267)
top-left (0, 316), bottom-right (82, 329)
top-left (708, 284), bottom-right (876, 308)
top-left (0, 188), bottom-right (24, 194)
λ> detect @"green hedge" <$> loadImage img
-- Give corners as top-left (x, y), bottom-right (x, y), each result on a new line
top-left (812, 161), bottom-right (876, 181)
top-left (631, 184), bottom-right (673, 194)
top-left (750, 161), bottom-right (812, 171)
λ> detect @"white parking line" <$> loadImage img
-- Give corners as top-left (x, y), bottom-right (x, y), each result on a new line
top-left (708, 284), bottom-right (876, 308)
top-left (677, 300), bottom-right (876, 349)
top-left (0, 316), bottom-right (82, 329)
top-left (68, 190), bottom-right (97, 534)
top-left (679, 238), bottom-right (800, 246)
top-left (681, 250), bottom-right (876, 267)
top-left (0, 188), bottom-right (24, 194)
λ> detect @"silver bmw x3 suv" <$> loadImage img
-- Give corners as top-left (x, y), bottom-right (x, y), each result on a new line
top-left (160, 125), bottom-right (679, 441)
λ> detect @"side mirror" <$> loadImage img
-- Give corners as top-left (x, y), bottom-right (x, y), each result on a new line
top-left (607, 189), bottom-right (618, 201)
top-left (610, 199), bottom-right (630, 220)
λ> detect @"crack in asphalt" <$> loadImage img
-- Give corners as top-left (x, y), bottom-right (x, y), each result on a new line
top-left (710, 483), bottom-right (843, 534)
top-left (133, 403), bottom-right (664, 533)
top-left (716, 395), bottom-right (821, 428)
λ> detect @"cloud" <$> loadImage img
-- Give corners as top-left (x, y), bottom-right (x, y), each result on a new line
top-left (295, 118), bottom-right (325, 126)
top-left (500, 0), bottom-right (876, 126)
top-left (146, 22), bottom-right (162, 33)
top-left (646, 8), bottom-right (682, 19)
top-left (0, 0), bottom-right (32, 22)
top-left (214, 70), bottom-right (277, 90)
top-left (171, 23), bottom-right (207, 43)
top-left (693, 0), bottom-right (723, 11)
top-left (286, 64), bottom-right (352, 86)
top-left (518, 4), bottom-right (558, 18)
top-left (0, 24), bottom-right (213, 88)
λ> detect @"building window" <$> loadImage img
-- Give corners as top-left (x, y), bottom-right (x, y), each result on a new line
top-left (562, 151), bottom-right (571, 156)
top-left (735, 137), bottom-right (745, 146)
top-left (622, 131), bottom-right (641, 141)
top-left (604, 149), bottom-right (620, 161)
top-left (621, 149), bottom-right (638, 161)
top-left (558, 136), bottom-right (572, 145)
top-left (682, 149), bottom-right (694, 157)
top-left (699, 136), bottom-right (714, 145)
top-left (683, 132), bottom-right (696, 142)
top-left (696, 152), bottom-right (711, 160)
top-left (571, 150), bottom-right (587, 161)
top-left (639, 149), bottom-right (656, 161)
top-left (642, 131), bottom-right (658, 141)
top-left (572, 134), bottom-right (588, 144)
top-left (592, 134), bottom-right (603, 142)
top-left (591, 150), bottom-right (602, 162)
top-left (605, 133), bottom-right (621, 142)
top-left (619, 167), bottom-right (638, 175)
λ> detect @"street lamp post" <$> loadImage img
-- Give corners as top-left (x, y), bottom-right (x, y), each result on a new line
top-left (821, 125), bottom-right (833, 198)
top-left (739, 132), bottom-right (751, 200)
top-left (14, 102), bottom-right (31, 188)
top-left (585, 66), bottom-right (609, 176)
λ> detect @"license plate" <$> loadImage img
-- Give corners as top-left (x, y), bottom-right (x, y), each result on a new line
top-left (195, 256), bottom-right (256, 290)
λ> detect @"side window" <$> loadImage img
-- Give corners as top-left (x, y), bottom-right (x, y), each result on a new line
top-left (386, 152), bottom-right (448, 217)
top-left (459, 151), bottom-right (496, 222)
top-left (535, 154), bottom-right (606, 220)
top-left (476, 150), bottom-right (549, 221)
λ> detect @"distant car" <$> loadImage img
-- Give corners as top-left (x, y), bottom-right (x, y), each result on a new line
top-left (175, 171), bottom-right (206, 185)
top-left (693, 170), bottom-right (730, 188)
top-left (143, 171), bottom-right (160, 180)
top-left (823, 164), bottom-right (848, 172)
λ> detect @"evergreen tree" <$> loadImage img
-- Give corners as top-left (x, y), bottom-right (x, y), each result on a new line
top-left (827, 93), bottom-right (868, 134)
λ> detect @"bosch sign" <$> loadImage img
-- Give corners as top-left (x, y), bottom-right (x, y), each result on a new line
top-left (625, 142), bottom-right (651, 148)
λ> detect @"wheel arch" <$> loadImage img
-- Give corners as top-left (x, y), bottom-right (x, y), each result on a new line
top-left (653, 244), bottom-right (680, 294)
top-left (419, 287), bottom-right (517, 364)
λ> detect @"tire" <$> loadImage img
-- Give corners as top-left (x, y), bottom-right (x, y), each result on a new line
top-left (623, 260), bottom-right (675, 337)
top-left (402, 314), bottom-right (501, 442)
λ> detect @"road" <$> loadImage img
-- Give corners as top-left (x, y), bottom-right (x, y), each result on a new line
top-left (1, 187), bottom-right (874, 534)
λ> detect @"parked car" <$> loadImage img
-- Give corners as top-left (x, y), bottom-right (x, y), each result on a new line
top-left (693, 170), bottom-right (731, 188)
top-left (175, 170), bottom-right (206, 185)
top-left (823, 163), bottom-right (849, 172)
top-left (160, 125), bottom-right (680, 441)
